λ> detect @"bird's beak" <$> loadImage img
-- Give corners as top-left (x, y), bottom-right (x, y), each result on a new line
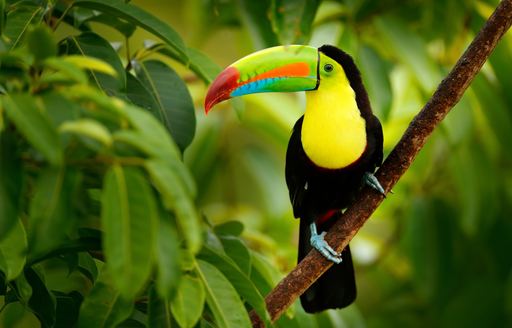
top-left (205, 45), bottom-right (319, 113)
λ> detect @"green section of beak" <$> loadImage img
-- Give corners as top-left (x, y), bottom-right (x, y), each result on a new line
top-left (231, 45), bottom-right (318, 95)
top-left (205, 45), bottom-right (319, 112)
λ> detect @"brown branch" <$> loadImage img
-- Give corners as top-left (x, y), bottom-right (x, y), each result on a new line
top-left (251, 0), bottom-right (512, 326)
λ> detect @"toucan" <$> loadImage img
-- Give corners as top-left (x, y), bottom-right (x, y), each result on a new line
top-left (204, 45), bottom-right (384, 313)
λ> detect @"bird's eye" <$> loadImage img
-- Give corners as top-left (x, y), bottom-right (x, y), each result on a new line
top-left (323, 64), bottom-right (334, 72)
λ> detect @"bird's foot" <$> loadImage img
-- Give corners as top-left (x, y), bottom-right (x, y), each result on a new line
top-left (363, 172), bottom-right (386, 197)
top-left (309, 223), bottom-right (342, 264)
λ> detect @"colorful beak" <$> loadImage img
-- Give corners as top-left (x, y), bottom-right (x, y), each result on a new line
top-left (205, 45), bottom-right (319, 113)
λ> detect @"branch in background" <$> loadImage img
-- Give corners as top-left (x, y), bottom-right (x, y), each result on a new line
top-left (251, 0), bottom-right (512, 325)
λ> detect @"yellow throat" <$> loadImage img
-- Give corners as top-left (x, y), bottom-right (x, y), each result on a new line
top-left (301, 60), bottom-right (367, 169)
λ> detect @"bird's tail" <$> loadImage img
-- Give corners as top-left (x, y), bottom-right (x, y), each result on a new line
top-left (298, 213), bottom-right (357, 313)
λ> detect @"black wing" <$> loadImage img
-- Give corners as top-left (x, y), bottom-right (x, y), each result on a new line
top-left (367, 114), bottom-right (384, 170)
top-left (285, 116), bottom-right (307, 219)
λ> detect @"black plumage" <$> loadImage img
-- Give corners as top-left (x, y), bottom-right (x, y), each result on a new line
top-left (285, 46), bottom-right (383, 312)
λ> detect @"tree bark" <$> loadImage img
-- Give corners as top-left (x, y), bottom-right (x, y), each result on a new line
top-left (252, 0), bottom-right (512, 326)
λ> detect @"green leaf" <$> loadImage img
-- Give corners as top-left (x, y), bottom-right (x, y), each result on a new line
top-left (375, 16), bottom-right (442, 92)
top-left (238, 0), bottom-right (279, 48)
top-left (449, 142), bottom-right (498, 236)
top-left (60, 119), bottom-right (113, 147)
top-left (124, 72), bottom-right (160, 113)
top-left (200, 319), bottom-right (218, 328)
top-left (249, 251), bottom-right (281, 296)
top-left (73, 0), bottom-right (188, 61)
top-left (196, 260), bottom-right (252, 328)
top-left (152, 45), bottom-right (222, 84)
top-left (42, 57), bottom-right (89, 85)
top-left (186, 48), bottom-right (223, 84)
top-left (167, 159), bottom-right (197, 198)
top-left (101, 165), bottom-right (157, 299)
top-left (472, 75), bottom-right (512, 154)
top-left (54, 291), bottom-right (83, 328)
top-left (0, 129), bottom-right (23, 238)
top-left (40, 91), bottom-right (81, 126)
top-left (78, 268), bottom-right (134, 328)
top-left (274, 310), bottom-right (302, 328)
top-left (148, 285), bottom-right (171, 328)
top-left (440, 279), bottom-right (504, 327)
top-left (145, 159), bottom-right (201, 254)
top-left (63, 86), bottom-right (127, 127)
top-left (64, 55), bottom-right (118, 77)
top-left (488, 39), bottom-right (512, 107)
top-left (4, 2), bottom-right (44, 49)
top-left (154, 208), bottom-right (181, 299)
top-left (26, 234), bottom-right (101, 267)
top-left (26, 25), bottom-right (57, 63)
top-left (0, 218), bottom-right (27, 281)
top-left (0, 0), bottom-right (5, 36)
top-left (2, 94), bottom-right (63, 165)
top-left (402, 198), bottom-right (456, 301)
top-left (198, 245), bottom-right (269, 324)
top-left (170, 274), bottom-right (205, 328)
top-left (506, 272), bottom-right (512, 319)
top-left (214, 221), bottom-right (244, 237)
top-left (248, 267), bottom-right (272, 298)
top-left (270, 0), bottom-right (320, 44)
top-left (25, 268), bottom-right (56, 328)
top-left (114, 114), bottom-right (196, 200)
top-left (183, 119), bottom-right (223, 202)
top-left (12, 270), bottom-right (32, 304)
top-left (52, 5), bottom-right (94, 31)
top-left (77, 252), bottom-right (98, 283)
top-left (113, 129), bottom-right (171, 159)
top-left (81, 13), bottom-right (136, 37)
top-left (205, 229), bottom-right (225, 253)
top-left (134, 60), bottom-right (196, 151)
top-left (61, 32), bottom-right (125, 92)
top-left (1, 302), bottom-right (34, 328)
top-left (358, 45), bottom-right (392, 120)
top-left (28, 167), bottom-right (79, 257)
top-left (57, 253), bottom-right (78, 277)
top-left (219, 237), bottom-right (251, 275)
top-left (121, 104), bottom-right (181, 160)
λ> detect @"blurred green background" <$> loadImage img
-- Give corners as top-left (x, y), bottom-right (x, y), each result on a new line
top-left (2, 0), bottom-right (512, 327)
top-left (128, 0), bottom-right (512, 326)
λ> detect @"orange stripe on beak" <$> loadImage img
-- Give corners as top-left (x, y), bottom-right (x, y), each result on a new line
top-left (240, 62), bottom-right (311, 86)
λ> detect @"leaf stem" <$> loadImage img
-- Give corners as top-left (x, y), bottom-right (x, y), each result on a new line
top-left (0, 302), bottom-right (7, 314)
top-left (125, 36), bottom-right (131, 69)
top-left (52, 2), bottom-right (73, 31)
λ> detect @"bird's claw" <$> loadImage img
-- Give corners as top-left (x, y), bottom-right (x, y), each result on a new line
top-left (363, 172), bottom-right (386, 196)
top-left (310, 229), bottom-right (342, 264)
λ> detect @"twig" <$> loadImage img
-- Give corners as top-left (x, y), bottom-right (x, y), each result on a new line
top-left (251, 0), bottom-right (512, 326)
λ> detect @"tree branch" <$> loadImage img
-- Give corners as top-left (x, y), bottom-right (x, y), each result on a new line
top-left (251, 0), bottom-right (512, 325)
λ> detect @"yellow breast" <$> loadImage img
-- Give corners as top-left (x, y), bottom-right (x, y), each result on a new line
top-left (301, 70), bottom-right (367, 169)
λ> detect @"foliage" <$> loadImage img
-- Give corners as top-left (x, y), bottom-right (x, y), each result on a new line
top-left (0, 0), bottom-right (511, 328)
top-left (0, 0), bottom-right (263, 327)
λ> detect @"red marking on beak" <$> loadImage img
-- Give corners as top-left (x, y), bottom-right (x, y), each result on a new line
top-left (204, 66), bottom-right (239, 113)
